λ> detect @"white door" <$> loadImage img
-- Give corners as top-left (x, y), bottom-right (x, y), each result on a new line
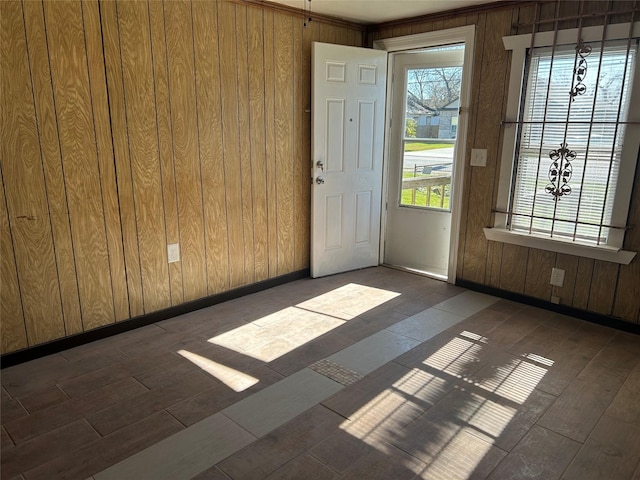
top-left (311, 42), bottom-right (387, 278)
top-left (384, 46), bottom-right (466, 280)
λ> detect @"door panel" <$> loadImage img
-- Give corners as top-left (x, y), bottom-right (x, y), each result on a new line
top-left (311, 42), bottom-right (387, 278)
top-left (384, 46), bottom-right (464, 279)
top-left (357, 101), bottom-right (375, 169)
top-left (325, 99), bottom-right (345, 172)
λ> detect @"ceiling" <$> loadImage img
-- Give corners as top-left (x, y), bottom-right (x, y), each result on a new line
top-left (269, 0), bottom-right (500, 25)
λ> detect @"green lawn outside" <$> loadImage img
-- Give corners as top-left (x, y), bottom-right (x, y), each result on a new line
top-left (404, 143), bottom-right (454, 152)
top-left (401, 188), bottom-right (450, 208)
top-left (401, 171), bottom-right (451, 208)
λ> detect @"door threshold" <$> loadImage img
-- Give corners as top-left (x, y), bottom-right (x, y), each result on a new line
top-left (382, 263), bottom-right (448, 282)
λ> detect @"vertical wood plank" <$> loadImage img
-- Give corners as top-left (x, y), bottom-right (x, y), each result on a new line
top-left (613, 261), bottom-right (640, 324)
top-left (461, 8), bottom-right (513, 284)
top-left (293, 15), bottom-right (307, 270)
top-left (263, 9), bottom-right (278, 277)
top-left (442, 15), bottom-right (470, 30)
top-left (335, 25), bottom-right (350, 44)
top-left (191, 0), bottom-right (229, 294)
top-left (487, 241), bottom-right (503, 288)
top-left (410, 21), bottom-right (434, 35)
top-left (515, 2), bottom-right (538, 35)
top-left (116, 0), bottom-right (170, 313)
top-left (1, 0), bottom-right (65, 345)
top-left (81, 0), bottom-right (129, 322)
top-left (610, 1), bottom-right (636, 25)
top-left (100, 0), bottom-right (143, 318)
top-left (524, 249), bottom-right (556, 300)
top-left (583, 0), bottom-right (610, 27)
top-left (432, 19), bottom-right (445, 31)
top-left (236, 3), bottom-right (255, 285)
top-left (588, 261), bottom-right (619, 315)
top-left (149, 0), bottom-right (184, 305)
top-left (319, 22), bottom-right (337, 43)
top-left (392, 24), bottom-right (412, 37)
top-left (557, 0), bottom-right (580, 30)
top-left (217, 0), bottom-right (244, 288)
top-left (300, 16), bottom-right (313, 270)
top-left (0, 170), bottom-right (28, 353)
top-left (572, 257), bottom-right (594, 310)
top-left (366, 29), bottom-right (378, 43)
top-left (613, 147), bottom-right (640, 322)
top-left (538, 1), bottom-right (559, 32)
top-left (553, 254), bottom-right (579, 307)
top-left (44, 0), bottom-right (115, 330)
top-left (348, 28), bottom-right (362, 46)
top-left (164, 0), bottom-right (207, 301)
top-left (247, 6), bottom-right (269, 282)
top-left (274, 12), bottom-right (295, 275)
top-left (499, 244), bottom-right (528, 294)
top-left (456, 12), bottom-right (487, 280)
top-left (22, 0), bottom-right (82, 335)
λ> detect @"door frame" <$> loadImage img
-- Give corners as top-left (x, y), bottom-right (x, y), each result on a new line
top-left (373, 25), bottom-right (476, 284)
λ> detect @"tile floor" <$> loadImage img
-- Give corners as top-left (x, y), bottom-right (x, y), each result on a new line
top-left (1, 267), bottom-right (640, 480)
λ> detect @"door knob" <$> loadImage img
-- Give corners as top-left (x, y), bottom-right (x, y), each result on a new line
top-left (316, 176), bottom-right (325, 184)
top-left (316, 160), bottom-right (324, 171)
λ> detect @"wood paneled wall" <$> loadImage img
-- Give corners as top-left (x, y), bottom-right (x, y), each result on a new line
top-left (369, 0), bottom-right (640, 324)
top-left (3, 0), bottom-right (637, 356)
top-left (0, 0), bottom-right (364, 354)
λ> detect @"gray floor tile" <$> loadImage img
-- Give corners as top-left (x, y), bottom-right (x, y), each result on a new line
top-left (93, 413), bottom-right (255, 480)
top-left (487, 426), bottom-right (580, 480)
top-left (222, 368), bottom-right (343, 437)
top-left (386, 307), bottom-right (466, 342)
top-left (326, 330), bottom-right (422, 375)
top-left (432, 290), bottom-right (499, 317)
top-left (537, 364), bottom-right (626, 443)
top-left (23, 412), bottom-right (183, 480)
top-left (563, 415), bottom-right (640, 480)
top-left (606, 361), bottom-right (640, 427)
top-left (216, 405), bottom-right (343, 479)
top-left (263, 453), bottom-right (338, 480)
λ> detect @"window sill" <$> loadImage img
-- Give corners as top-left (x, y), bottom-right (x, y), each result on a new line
top-left (483, 228), bottom-right (637, 265)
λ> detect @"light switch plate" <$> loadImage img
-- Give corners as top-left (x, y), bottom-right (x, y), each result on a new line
top-left (550, 267), bottom-right (565, 287)
top-left (470, 148), bottom-right (487, 167)
top-left (167, 243), bottom-right (180, 263)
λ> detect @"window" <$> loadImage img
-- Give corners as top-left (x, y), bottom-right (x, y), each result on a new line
top-left (487, 23), bottom-right (640, 264)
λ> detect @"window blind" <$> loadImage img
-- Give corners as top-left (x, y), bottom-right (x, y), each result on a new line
top-left (510, 41), bottom-right (637, 244)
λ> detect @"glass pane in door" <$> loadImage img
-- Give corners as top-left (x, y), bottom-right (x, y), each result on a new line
top-left (400, 51), bottom-right (463, 210)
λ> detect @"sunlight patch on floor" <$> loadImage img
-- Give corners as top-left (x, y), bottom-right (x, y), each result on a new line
top-left (340, 331), bottom-right (552, 480)
top-left (177, 350), bottom-right (259, 392)
top-left (462, 395), bottom-right (518, 440)
top-left (340, 389), bottom-right (423, 449)
top-left (393, 368), bottom-right (452, 405)
top-left (208, 284), bottom-right (401, 361)
top-left (422, 336), bottom-right (484, 378)
top-left (296, 283), bottom-right (401, 320)
top-left (208, 306), bottom-right (344, 361)
top-left (473, 359), bottom-right (548, 404)
top-left (415, 430), bottom-right (496, 480)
